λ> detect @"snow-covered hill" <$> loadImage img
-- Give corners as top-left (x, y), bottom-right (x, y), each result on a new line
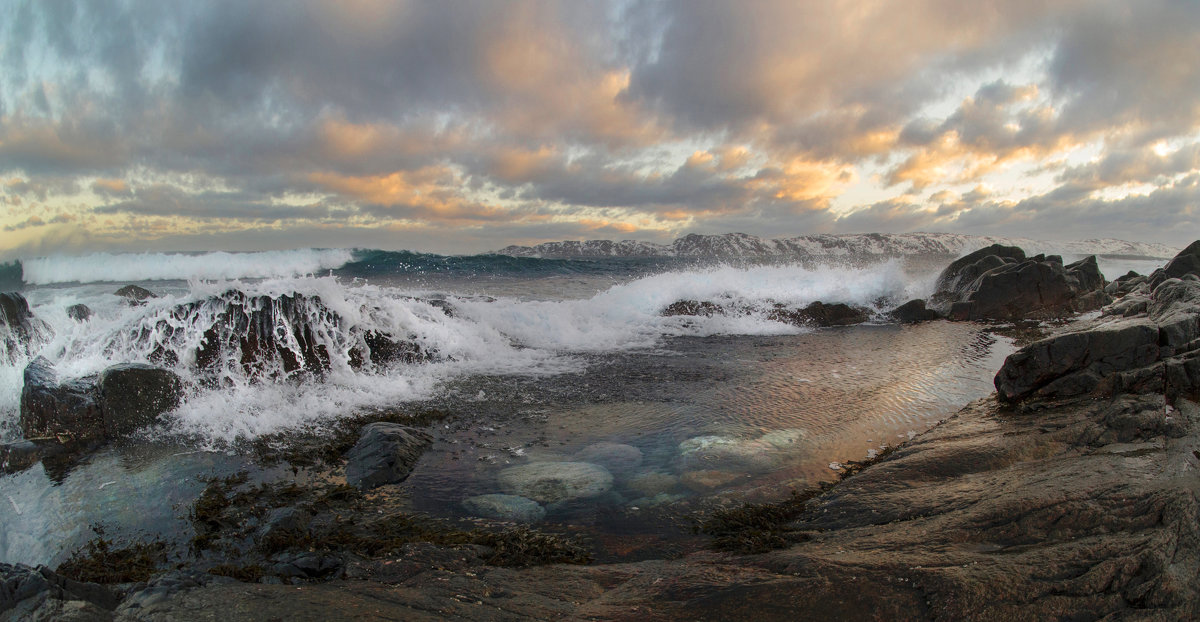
top-left (496, 233), bottom-right (1178, 260)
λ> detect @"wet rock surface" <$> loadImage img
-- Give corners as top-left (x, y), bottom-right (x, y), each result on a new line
top-left (343, 422), bottom-right (433, 490)
top-left (114, 285), bottom-right (157, 304)
top-left (1, 291), bottom-right (51, 359)
top-left (1, 562), bottom-right (118, 621)
top-left (18, 358), bottom-right (182, 459)
top-left (887, 298), bottom-right (942, 323)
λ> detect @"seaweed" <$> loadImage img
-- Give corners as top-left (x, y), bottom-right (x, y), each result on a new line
top-left (835, 443), bottom-right (901, 480)
top-left (56, 527), bottom-right (167, 584)
top-left (186, 473), bottom-right (591, 573)
top-left (697, 488), bottom-right (821, 554)
top-left (473, 527), bottom-right (592, 567)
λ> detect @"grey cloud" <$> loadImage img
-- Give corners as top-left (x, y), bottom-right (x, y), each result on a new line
top-left (95, 184), bottom-right (341, 222)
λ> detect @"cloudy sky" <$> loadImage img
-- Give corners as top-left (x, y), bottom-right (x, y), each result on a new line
top-left (1, 0), bottom-right (1198, 258)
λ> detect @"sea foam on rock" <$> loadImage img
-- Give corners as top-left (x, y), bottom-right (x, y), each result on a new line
top-left (1, 291), bottom-right (51, 361)
top-left (132, 289), bottom-right (433, 381)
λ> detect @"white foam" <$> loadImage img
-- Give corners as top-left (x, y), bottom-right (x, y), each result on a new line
top-left (5, 260), bottom-right (923, 443)
top-left (21, 249), bottom-right (355, 285)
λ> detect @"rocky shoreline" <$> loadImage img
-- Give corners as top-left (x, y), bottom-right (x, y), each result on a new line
top-left (4, 241), bottom-right (1200, 620)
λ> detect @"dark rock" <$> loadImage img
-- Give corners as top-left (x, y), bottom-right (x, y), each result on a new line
top-left (995, 276), bottom-right (1200, 403)
top-left (114, 285), bottom-right (156, 303)
top-left (662, 300), bottom-right (722, 317)
top-left (20, 358), bottom-right (183, 450)
top-left (0, 439), bottom-right (68, 475)
top-left (348, 331), bottom-right (428, 370)
top-left (1, 291), bottom-right (51, 359)
top-left (933, 244), bottom-right (1026, 300)
top-left (96, 364), bottom-right (183, 437)
top-left (0, 562), bottom-right (118, 619)
top-left (1161, 239), bottom-right (1200, 281)
top-left (268, 552), bottom-right (343, 581)
top-left (995, 319), bottom-right (1160, 402)
top-left (343, 422), bottom-right (432, 489)
top-left (888, 299), bottom-right (941, 323)
top-left (131, 290), bottom-right (434, 380)
top-left (770, 301), bottom-right (871, 327)
top-left (933, 247), bottom-right (1110, 320)
top-left (20, 357), bottom-right (104, 447)
top-left (66, 304), bottom-right (92, 322)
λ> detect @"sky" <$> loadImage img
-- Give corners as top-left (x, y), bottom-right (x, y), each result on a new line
top-left (1, 0), bottom-right (1198, 259)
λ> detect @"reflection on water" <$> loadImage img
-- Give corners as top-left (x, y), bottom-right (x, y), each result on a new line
top-left (0, 321), bottom-right (1013, 566)
top-left (401, 321), bottom-right (1013, 561)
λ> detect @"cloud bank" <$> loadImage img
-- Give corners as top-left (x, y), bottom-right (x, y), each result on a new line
top-left (1, 0), bottom-right (1197, 257)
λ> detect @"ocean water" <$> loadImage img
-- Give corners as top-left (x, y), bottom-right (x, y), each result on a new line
top-left (0, 248), bottom-right (1166, 565)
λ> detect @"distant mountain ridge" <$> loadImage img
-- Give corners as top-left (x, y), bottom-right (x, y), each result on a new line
top-left (496, 232), bottom-right (1179, 260)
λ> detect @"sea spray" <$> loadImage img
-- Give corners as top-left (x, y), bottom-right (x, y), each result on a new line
top-left (20, 249), bottom-right (356, 285)
top-left (4, 260), bottom-right (927, 444)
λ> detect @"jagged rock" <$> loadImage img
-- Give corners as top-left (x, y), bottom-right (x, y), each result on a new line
top-left (1157, 239), bottom-right (1200, 283)
top-left (573, 442), bottom-right (643, 479)
top-left (933, 244), bottom-right (1026, 301)
top-left (662, 300), bottom-right (722, 317)
top-left (343, 423), bottom-right (432, 490)
top-left (114, 285), bottom-right (156, 304)
top-left (994, 319), bottom-right (1160, 402)
top-left (268, 552), bottom-right (343, 581)
top-left (0, 562), bottom-right (118, 620)
top-left (65, 304), bottom-right (92, 322)
top-left (769, 301), bottom-right (870, 327)
top-left (348, 331), bottom-right (428, 370)
top-left (1, 292), bottom-right (51, 359)
top-left (97, 364), bottom-right (183, 438)
top-left (995, 268), bottom-right (1200, 403)
top-left (496, 461), bottom-right (613, 504)
top-left (131, 290), bottom-right (433, 380)
top-left (932, 246), bottom-right (1109, 320)
top-left (888, 299), bottom-right (941, 323)
top-left (461, 494), bottom-right (546, 523)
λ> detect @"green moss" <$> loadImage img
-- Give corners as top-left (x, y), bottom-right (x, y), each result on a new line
top-left (56, 529), bottom-right (166, 584)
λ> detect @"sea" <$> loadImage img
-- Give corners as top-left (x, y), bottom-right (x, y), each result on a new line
top-left (0, 248), bottom-right (1170, 566)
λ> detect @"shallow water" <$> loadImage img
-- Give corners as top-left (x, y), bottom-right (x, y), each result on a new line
top-left (0, 248), bottom-right (1160, 566)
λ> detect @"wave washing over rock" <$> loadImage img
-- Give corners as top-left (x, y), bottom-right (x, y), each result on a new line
top-left (2, 236), bottom-right (1198, 620)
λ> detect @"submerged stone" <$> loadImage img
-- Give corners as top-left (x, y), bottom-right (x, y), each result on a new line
top-left (496, 461), bottom-right (613, 504)
top-left (573, 442), bottom-right (643, 479)
top-left (462, 494), bottom-right (546, 523)
top-left (344, 423), bottom-right (433, 490)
